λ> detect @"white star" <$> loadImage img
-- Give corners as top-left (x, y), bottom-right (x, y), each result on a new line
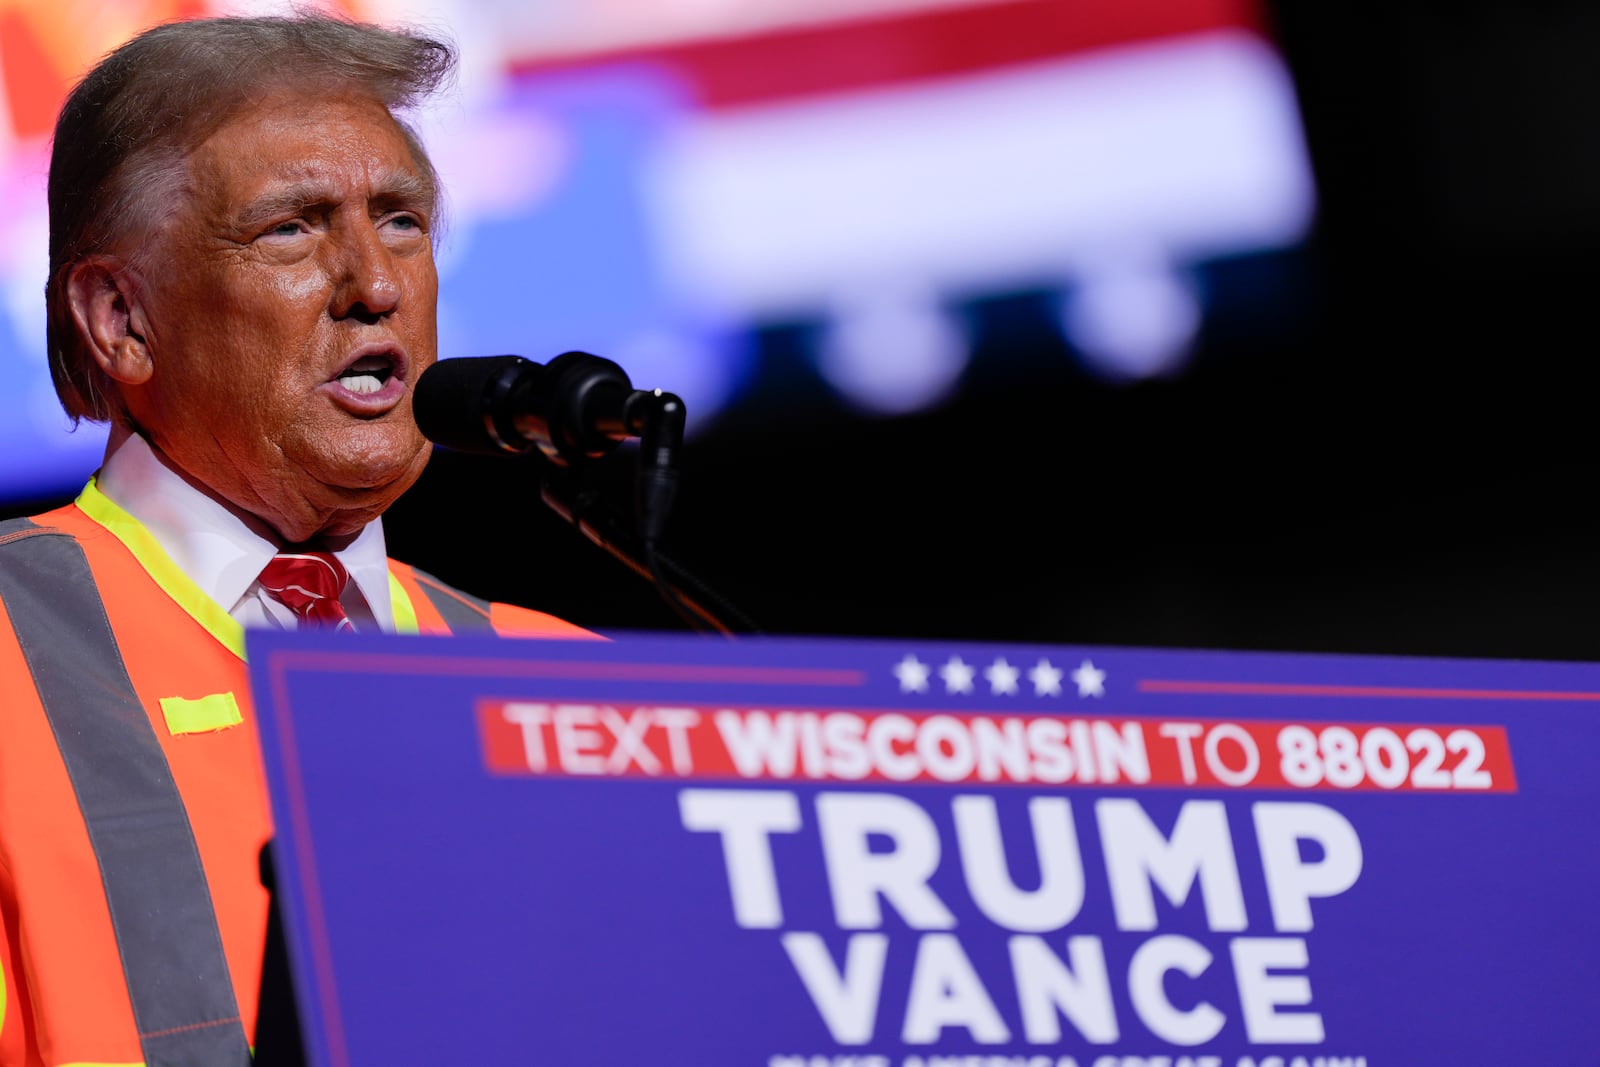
top-left (940, 656), bottom-right (976, 694)
top-left (985, 658), bottom-right (1020, 695)
top-left (893, 654), bottom-right (930, 693)
top-left (1029, 659), bottom-right (1063, 697)
top-left (1071, 659), bottom-right (1107, 698)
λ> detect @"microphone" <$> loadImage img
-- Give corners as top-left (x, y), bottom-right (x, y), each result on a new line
top-left (413, 351), bottom-right (642, 466)
top-left (414, 351), bottom-right (685, 538)
top-left (413, 352), bottom-right (752, 635)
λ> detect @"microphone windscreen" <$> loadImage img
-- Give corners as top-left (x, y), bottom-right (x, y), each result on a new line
top-left (412, 355), bottom-right (536, 455)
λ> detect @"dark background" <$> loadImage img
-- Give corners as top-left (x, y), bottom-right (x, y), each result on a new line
top-left (17, 3), bottom-right (1600, 660)
top-left (386, 3), bottom-right (1600, 660)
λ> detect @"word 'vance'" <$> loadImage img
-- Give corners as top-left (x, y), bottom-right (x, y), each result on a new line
top-left (681, 791), bottom-right (1362, 1047)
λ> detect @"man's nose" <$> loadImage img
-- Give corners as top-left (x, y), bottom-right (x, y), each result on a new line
top-left (329, 221), bottom-right (402, 321)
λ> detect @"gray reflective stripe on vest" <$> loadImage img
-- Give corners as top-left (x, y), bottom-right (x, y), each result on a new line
top-left (0, 518), bottom-right (252, 1067)
top-left (409, 566), bottom-right (495, 631)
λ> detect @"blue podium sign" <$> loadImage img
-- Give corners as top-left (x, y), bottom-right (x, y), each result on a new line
top-left (246, 630), bottom-right (1598, 1067)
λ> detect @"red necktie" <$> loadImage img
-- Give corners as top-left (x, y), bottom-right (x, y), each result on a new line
top-left (257, 552), bottom-right (355, 632)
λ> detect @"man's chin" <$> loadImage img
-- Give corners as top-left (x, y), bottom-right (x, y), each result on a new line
top-left (246, 430), bottom-right (433, 541)
top-left (293, 444), bottom-right (427, 524)
top-left (326, 447), bottom-right (432, 499)
top-left (315, 431), bottom-right (432, 490)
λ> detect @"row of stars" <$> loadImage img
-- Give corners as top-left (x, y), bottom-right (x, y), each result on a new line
top-left (892, 654), bottom-right (1106, 697)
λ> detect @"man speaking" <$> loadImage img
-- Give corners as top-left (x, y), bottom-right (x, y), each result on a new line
top-left (0, 13), bottom-right (591, 1065)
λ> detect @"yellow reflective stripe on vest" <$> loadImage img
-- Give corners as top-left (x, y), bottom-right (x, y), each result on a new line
top-left (388, 570), bottom-right (420, 634)
top-left (75, 478), bottom-right (247, 659)
top-left (84, 477), bottom-right (426, 642)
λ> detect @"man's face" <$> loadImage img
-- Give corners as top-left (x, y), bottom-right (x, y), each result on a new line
top-left (123, 90), bottom-right (440, 542)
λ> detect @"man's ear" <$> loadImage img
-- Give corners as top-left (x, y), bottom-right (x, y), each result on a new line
top-left (64, 257), bottom-right (153, 386)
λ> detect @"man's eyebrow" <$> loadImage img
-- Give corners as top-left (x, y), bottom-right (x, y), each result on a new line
top-left (233, 183), bottom-right (338, 226)
top-left (233, 173), bottom-right (436, 226)
top-left (369, 171), bottom-right (436, 208)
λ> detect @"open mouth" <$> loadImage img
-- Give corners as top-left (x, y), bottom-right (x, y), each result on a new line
top-left (336, 354), bottom-right (400, 395)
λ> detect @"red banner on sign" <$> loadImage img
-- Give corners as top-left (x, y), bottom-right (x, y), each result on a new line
top-left (478, 701), bottom-right (1517, 793)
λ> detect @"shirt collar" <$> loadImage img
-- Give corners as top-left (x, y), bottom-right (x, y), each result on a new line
top-left (95, 432), bottom-right (395, 630)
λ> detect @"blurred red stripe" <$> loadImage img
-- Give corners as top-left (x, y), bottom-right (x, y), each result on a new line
top-left (508, 0), bottom-right (1265, 109)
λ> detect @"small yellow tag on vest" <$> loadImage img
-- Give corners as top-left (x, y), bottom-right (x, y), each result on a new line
top-left (160, 692), bottom-right (243, 735)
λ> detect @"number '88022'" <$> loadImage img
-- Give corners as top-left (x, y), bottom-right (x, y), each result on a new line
top-left (1277, 724), bottom-right (1492, 790)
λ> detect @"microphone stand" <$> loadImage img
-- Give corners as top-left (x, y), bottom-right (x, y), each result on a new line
top-left (539, 389), bottom-right (761, 637)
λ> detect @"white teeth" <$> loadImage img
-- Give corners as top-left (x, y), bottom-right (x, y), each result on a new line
top-left (341, 373), bottom-right (384, 395)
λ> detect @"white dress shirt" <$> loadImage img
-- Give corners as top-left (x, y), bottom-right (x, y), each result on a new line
top-left (95, 434), bottom-right (395, 632)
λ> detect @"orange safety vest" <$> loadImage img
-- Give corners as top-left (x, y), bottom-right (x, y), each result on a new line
top-left (0, 484), bottom-right (596, 1067)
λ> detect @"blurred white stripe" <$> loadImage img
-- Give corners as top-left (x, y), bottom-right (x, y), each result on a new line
top-left (642, 29), bottom-right (1315, 320)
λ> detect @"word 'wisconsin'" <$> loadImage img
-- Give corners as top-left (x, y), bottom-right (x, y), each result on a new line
top-left (479, 701), bottom-right (1513, 792)
top-left (681, 789), bottom-right (1360, 1047)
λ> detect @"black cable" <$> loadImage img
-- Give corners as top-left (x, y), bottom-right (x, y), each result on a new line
top-left (645, 541), bottom-right (762, 636)
top-left (644, 540), bottom-right (729, 636)
top-left (540, 466), bottom-right (758, 636)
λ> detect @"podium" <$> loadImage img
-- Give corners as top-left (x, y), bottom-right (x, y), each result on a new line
top-left (247, 628), bottom-right (1599, 1065)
